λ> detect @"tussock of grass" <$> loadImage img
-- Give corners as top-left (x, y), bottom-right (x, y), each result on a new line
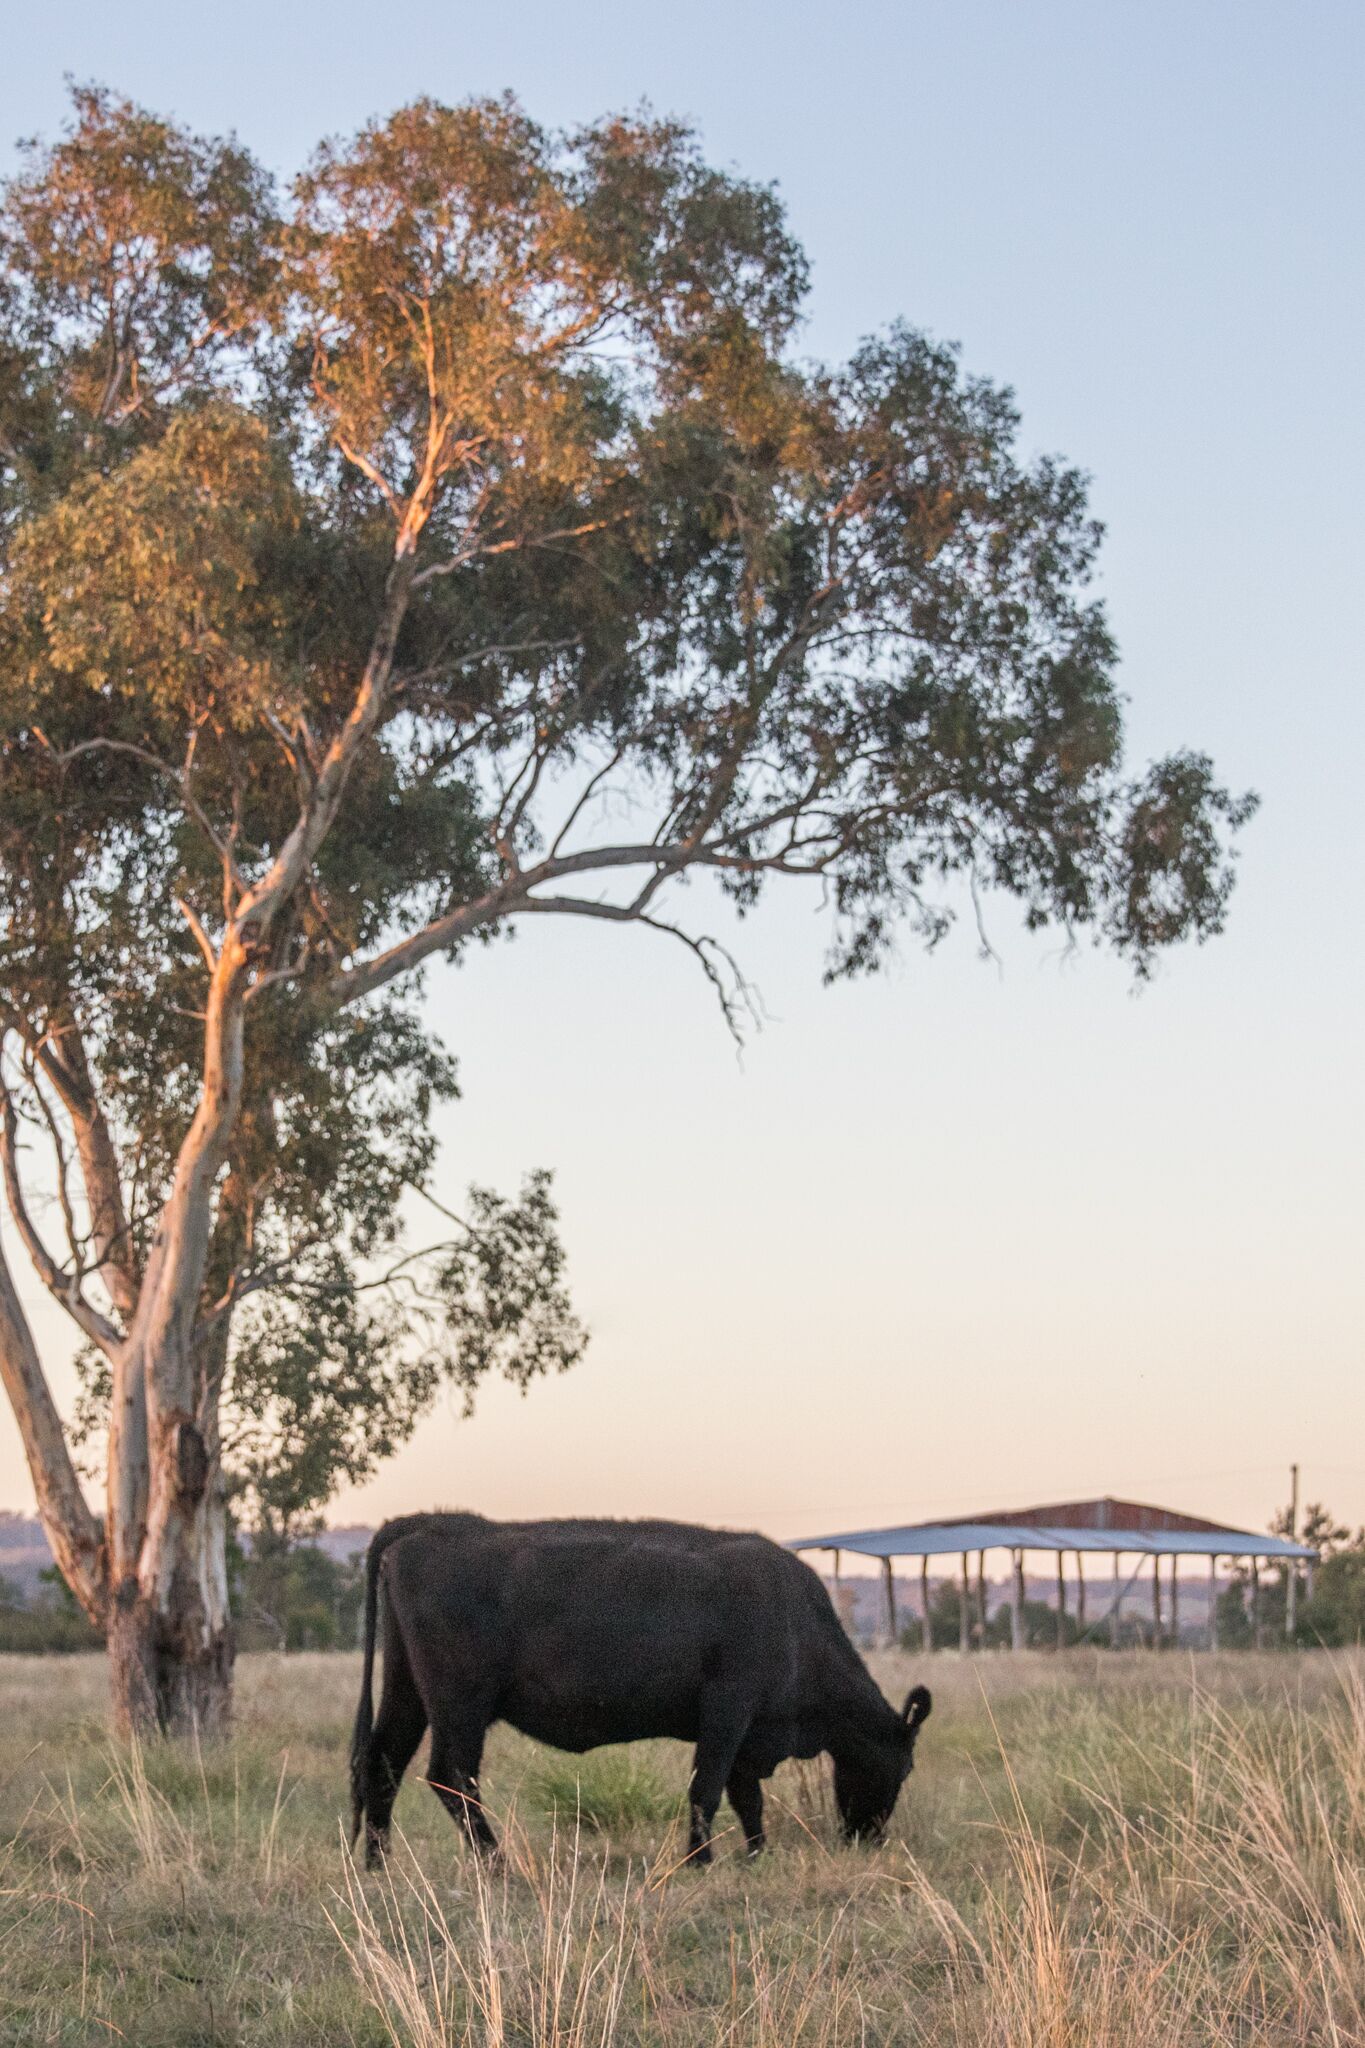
top-left (1, 1649), bottom-right (1363, 2044)
top-left (519, 1748), bottom-right (684, 1835)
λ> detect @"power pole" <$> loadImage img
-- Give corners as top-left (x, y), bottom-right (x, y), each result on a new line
top-left (1286, 1462), bottom-right (1299, 1640)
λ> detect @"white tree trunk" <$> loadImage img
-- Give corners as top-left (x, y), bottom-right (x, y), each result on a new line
top-left (107, 1443), bottom-right (232, 1738)
top-left (103, 944), bottom-right (247, 1736)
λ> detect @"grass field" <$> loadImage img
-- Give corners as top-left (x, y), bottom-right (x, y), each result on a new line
top-left (1, 1648), bottom-right (1362, 2046)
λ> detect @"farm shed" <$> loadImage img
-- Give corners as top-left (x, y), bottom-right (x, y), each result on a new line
top-left (788, 1496), bottom-right (1318, 1652)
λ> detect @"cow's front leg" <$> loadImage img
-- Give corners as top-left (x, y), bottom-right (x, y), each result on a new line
top-left (726, 1759), bottom-right (766, 1858)
top-left (687, 1685), bottom-right (752, 1866)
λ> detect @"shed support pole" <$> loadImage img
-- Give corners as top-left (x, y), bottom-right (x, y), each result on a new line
top-left (1306, 1558), bottom-right (1315, 1602)
top-left (1152, 1555), bottom-right (1162, 1648)
top-left (1076, 1554), bottom-right (1086, 1637)
top-left (960, 1552), bottom-right (972, 1655)
top-left (1056, 1552), bottom-right (1066, 1650)
top-left (1170, 1556), bottom-right (1179, 1646)
top-left (1111, 1552), bottom-right (1122, 1648)
top-left (883, 1556), bottom-right (897, 1648)
top-left (977, 1552), bottom-right (987, 1646)
top-left (921, 1555), bottom-right (931, 1655)
top-left (1252, 1557), bottom-right (1262, 1649)
top-left (1287, 1462), bottom-right (1299, 1640)
top-left (1011, 1551), bottom-right (1024, 1651)
top-left (1208, 1555), bottom-right (1218, 1651)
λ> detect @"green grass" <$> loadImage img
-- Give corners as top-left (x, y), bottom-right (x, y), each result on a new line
top-left (1, 1648), bottom-right (1362, 2044)
top-left (518, 1748), bottom-right (684, 1835)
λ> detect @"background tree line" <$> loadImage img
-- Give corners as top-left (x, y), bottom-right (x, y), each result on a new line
top-left (0, 1521), bottom-right (366, 1653)
top-left (8, 1502), bottom-right (1362, 1656)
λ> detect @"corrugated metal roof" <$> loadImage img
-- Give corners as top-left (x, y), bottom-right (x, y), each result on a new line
top-left (787, 1518), bottom-right (1316, 1561)
top-left (953, 1496), bottom-right (1233, 1536)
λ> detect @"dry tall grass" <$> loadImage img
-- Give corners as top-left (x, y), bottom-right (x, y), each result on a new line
top-left (1, 1649), bottom-right (1361, 2045)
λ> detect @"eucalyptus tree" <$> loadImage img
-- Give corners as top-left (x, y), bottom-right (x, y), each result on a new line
top-left (0, 87), bottom-right (1253, 1736)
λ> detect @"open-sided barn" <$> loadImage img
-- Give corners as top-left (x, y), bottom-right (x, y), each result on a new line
top-left (789, 1496), bottom-right (1317, 1650)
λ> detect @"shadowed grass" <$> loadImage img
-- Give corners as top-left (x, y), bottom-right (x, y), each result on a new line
top-left (1, 1649), bottom-right (1361, 2043)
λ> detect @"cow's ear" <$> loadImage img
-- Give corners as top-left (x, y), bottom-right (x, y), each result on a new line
top-left (902, 1684), bottom-right (932, 1736)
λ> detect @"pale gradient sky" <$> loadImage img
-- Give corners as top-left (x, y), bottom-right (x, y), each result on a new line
top-left (2, 2), bottom-right (1361, 1553)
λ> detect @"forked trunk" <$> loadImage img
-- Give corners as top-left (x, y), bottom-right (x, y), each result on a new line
top-left (100, 948), bottom-right (245, 1740)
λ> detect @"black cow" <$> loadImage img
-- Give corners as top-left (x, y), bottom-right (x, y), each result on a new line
top-left (349, 1512), bottom-right (931, 1866)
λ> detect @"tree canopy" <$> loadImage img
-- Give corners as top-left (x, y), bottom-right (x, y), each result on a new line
top-left (0, 85), bottom-right (1253, 1725)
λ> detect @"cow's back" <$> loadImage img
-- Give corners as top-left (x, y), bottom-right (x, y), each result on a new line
top-left (382, 1516), bottom-right (813, 1752)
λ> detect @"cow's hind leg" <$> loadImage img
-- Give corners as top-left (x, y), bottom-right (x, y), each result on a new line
top-left (363, 1641), bottom-right (428, 1869)
top-left (726, 1757), bottom-right (766, 1858)
top-left (427, 1721), bottom-right (498, 1856)
top-left (687, 1685), bottom-right (753, 1866)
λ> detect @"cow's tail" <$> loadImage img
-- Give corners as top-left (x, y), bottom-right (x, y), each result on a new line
top-left (349, 1516), bottom-right (428, 1848)
top-left (348, 1534), bottom-right (383, 1847)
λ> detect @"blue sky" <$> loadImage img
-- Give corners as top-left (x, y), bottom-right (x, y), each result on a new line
top-left (2, 2), bottom-right (1361, 1547)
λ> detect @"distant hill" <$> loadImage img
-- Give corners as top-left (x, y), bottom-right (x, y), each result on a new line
top-left (0, 1512), bottom-right (375, 1603)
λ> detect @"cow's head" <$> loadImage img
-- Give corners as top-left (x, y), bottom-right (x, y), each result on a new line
top-left (834, 1685), bottom-right (933, 1843)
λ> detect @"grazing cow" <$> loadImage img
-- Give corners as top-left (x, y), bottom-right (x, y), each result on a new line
top-left (349, 1512), bottom-right (931, 1866)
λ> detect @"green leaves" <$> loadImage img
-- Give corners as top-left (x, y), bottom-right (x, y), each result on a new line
top-left (1111, 752), bottom-right (1260, 967)
top-left (0, 83), bottom-right (1255, 1536)
top-left (435, 1170), bottom-right (587, 1403)
top-left (222, 1170), bottom-right (584, 1531)
top-left (7, 404), bottom-right (294, 724)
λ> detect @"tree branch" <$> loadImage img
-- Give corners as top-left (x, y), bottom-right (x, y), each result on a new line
top-left (27, 1017), bottom-right (140, 1322)
top-left (0, 1063), bottom-right (122, 1357)
top-left (0, 1226), bottom-right (105, 1624)
top-left (233, 552), bottom-right (417, 936)
top-left (409, 514), bottom-right (625, 589)
top-left (176, 897), bottom-right (219, 973)
top-left (512, 896), bottom-right (759, 1042)
top-left (326, 825), bottom-right (828, 1007)
top-left (31, 730), bottom-right (245, 895)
